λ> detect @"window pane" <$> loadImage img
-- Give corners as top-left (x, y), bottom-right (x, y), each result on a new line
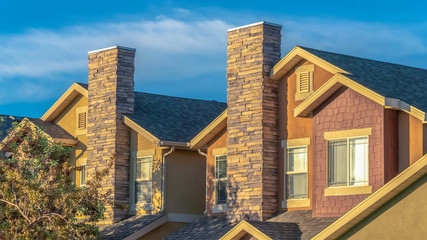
top-left (329, 140), bottom-right (347, 186)
top-left (288, 146), bottom-right (307, 172)
top-left (135, 181), bottom-right (152, 203)
top-left (287, 173), bottom-right (307, 199)
top-left (216, 179), bottom-right (227, 204)
top-left (80, 165), bottom-right (86, 186)
top-left (349, 137), bottom-right (368, 186)
top-left (215, 155), bottom-right (227, 179)
top-left (136, 157), bottom-right (152, 180)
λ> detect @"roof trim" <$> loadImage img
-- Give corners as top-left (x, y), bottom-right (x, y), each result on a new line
top-left (220, 220), bottom-right (272, 240)
top-left (270, 46), bottom-right (349, 80)
top-left (190, 109), bottom-right (227, 149)
top-left (294, 74), bottom-right (426, 122)
top-left (123, 116), bottom-right (160, 145)
top-left (123, 215), bottom-right (168, 240)
top-left (227, 21), bottom-right (282, 32)
top-left (41, 83), bottom-right (88, 122)
top-left (313, 154), bottom-right (427, 240)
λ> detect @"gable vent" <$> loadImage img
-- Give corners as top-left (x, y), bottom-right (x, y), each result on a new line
top-left (78, 112), bottom-right (86, 130)
top-left (299, 72), bottom-right (310, 93)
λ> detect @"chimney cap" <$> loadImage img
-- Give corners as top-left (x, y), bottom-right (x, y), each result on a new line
top-left (88, 45), bottom-right (136, 54)
top-left (227, 21), bottom-right (282, 32)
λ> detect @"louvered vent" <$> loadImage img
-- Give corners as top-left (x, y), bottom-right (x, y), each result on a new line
top-left (78, 112), bottom-right (86, 130)
top-left (299, 72), bottom-right (310, 93)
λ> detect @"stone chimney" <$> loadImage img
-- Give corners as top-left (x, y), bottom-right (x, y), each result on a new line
top-left (226, 22), bottom-right (282, 222)
top-left (87, 46), bottom-right (135, 223)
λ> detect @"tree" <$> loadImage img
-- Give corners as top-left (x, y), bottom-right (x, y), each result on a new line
top-left (0, 119), bottom-right (112, 239)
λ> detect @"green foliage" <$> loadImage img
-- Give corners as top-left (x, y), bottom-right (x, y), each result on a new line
top-left (0, 121), bottom-right (112, 239)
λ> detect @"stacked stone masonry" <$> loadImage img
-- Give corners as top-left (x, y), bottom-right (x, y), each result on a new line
top-left (87, 47), bottom-right (135, 223)
top-left (226, 22), bottom-right (282, 222)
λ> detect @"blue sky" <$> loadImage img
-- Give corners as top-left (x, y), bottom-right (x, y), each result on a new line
top-left (1, 0), bottom-right (427, 118)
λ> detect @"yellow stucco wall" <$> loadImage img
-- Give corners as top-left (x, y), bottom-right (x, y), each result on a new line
top-left (130, 129), bottom-right (165, 215)
top-left (340, 174), bottom-right (427, 239)
top-left (166, 149), bottom-right (206, 214)
top-left (53, 94), bottom-right (88, 185)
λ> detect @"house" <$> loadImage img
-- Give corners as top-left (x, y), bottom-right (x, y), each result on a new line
top-left (0, 46), bottom-right (226, 238)
top-left (168, 21), bottom-right (427, 239)
top-left (1, 20), bottom-right (427, 239)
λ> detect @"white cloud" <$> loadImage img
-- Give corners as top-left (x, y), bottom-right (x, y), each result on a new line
top-left (1, 13), bottom-right (427, 107)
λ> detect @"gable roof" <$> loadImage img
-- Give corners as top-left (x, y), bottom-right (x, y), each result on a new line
top-left (220, 220), bottom-right (300, 240)
top-left (0, 117), bottom-right (77, 151)
top-left (313, 154), bottom-right (427, 239)
top-left (72, 83), bottom-right (227, 143)
top-left (299, 46), bottom-right (427, 114)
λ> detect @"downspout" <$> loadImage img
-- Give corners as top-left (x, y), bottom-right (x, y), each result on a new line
top-left (197, 149), bottom-right (208, 215)
top-left (161, 146), bottom-right (175, 212)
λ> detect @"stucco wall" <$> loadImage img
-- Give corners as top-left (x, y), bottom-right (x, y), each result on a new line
top-left (166, 149), bottom-right (206, 215)
top-left (340, 174), bottom-right (427, 239)
top-left (312, 87), bottom-right (384, 217)
top-left (206, 129), bottom-right (227, 216)
top-left (278, 60), bottom-right (333, 211)
top-left (53, 94), bottom-right (88, 183)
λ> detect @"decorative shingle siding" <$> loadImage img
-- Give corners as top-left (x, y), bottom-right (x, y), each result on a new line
top-left (226, 22), bottom-right (281, 222)
top-left (312, 87), bottom-right (384, 217)
top-left (87, 47), bottom-right (135, 223)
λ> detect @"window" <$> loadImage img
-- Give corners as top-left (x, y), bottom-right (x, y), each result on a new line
top-left (286, 146), bottom-right (308, 199)
top-left (328, 137), bottom-right (368, 187)
top-left (80, 164), bottom-right (86, 187)
top-left (135, 156), bottom-right (153, 205)
top-left (215, 155), bottom-right (227, 205)
top-left (75, 107), bottom-right (88, 135)
top-left (295, 64), bottom-right (314, 101)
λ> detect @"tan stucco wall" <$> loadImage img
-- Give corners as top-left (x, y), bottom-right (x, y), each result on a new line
top-left (138, 222), bottom-right (187, 240)
top-left (206, 129), bottom-right (227, 216)
top-left (130, 130), bottom-right (165, 215)
top-left (278, 60), bottom-right (333, 211)
top-left (166, 149), bottom-right (206, 214)
top-left (53, 95), bottom-right (88, 184)
top-left (340, 174), bottom-right (427, 239)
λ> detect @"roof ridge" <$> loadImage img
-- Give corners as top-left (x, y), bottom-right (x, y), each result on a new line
top-left (297, 45), bottom-right (427, 72)
top-left (134, 91), bottom-right (227, 104)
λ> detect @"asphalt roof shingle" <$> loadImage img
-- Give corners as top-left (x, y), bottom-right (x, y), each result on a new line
top-left (300, 46), bottom-right (427, 113)
top-left (0, 115), bottom-right (25, 140)
top-left (246, 220), bottom-right (300, 240)
top-left (77, 83), bottom-right (227, 143)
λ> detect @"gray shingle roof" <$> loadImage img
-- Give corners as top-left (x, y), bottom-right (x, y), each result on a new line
top-left (246, 220), bottom-right (300, 240)
top-left (100, 213), bottom-right (166, 240)
top-left (164, 215), bottom-right (233, 240)
top-left (0, 115), bottom-right (75, 143)
top-left (268, 210), bottom-right (338, 240)
top-left (300, 46), bottom-right (427, 113)
top-left (76, 82), bottom-right (227, 143)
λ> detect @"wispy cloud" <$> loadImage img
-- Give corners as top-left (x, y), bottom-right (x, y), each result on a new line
top-left (1, 13), bottom-right (427, 109)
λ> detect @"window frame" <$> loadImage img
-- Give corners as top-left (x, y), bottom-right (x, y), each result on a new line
top-left (286, 145), bottom-right (308, 200)
top-left (281, 138), bottom-right (311, 208)
top-left (79, 163), bottom-right (87, 187)
top-left (323, 128), bottom-right (372, 196)
top-left (134, 156), bottom-right (153, 206)
top-left (214, 154), bottom-right (227, 206)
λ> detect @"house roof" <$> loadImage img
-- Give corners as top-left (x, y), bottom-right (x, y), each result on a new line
top-left (221, 220), bottom-right (300, 240)
top-left (313, 154), bottom-right (427, 239)
top-left (164, 215), bottom-right (234, 240)
top-left (0, 115), bottom-right (25, 140)
top-left (100, 213), bottom-right (167, 240)
top-left (298, 46), bottom-right (427, 113)
top-left (76, 83), bottom-right (227, 143)
top-left (267, 210), bottom-right (338, 240)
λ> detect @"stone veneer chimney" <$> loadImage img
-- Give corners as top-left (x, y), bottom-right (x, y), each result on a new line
top-left (87, 46), bottom-right (135, 223)
top-left (226, 22), bottom-right (282, 222)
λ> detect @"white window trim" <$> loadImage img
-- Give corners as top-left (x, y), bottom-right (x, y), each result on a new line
top-left (79, 163), bottom-right (86, 187)
top-left (214, 154), bottom-right (227, 211)
top-left (281, 138), bottom-right (310, 208)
